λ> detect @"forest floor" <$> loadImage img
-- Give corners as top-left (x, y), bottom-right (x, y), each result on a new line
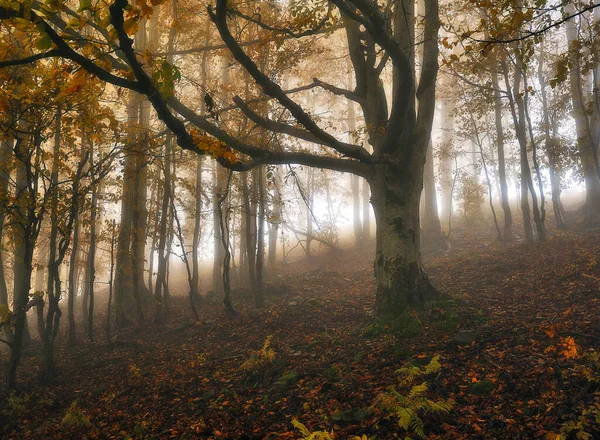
top-left (1, 226), bottom-right (600, 439)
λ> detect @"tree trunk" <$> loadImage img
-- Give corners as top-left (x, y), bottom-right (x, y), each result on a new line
top-left (6, 236), bottom-right (34, 390)
top-left (12, 141), bottom-right (31, 346)
top-left (421, 141), bottom-right (444, 248)
top-left (490, 55), bottom-right (513, 240)
top-left (86, 181), bottom-right (98, 340)
top-left (268, 167), bottom-right (282, 265)
top-left (305, 167), bottom-right (314, 258)
top-left (255, 166), bottom-right (265, 308)
top-left (502, 58), bottom-right (535, 242)
top-left (371, 166), bottom-right (437, 315)
top-left (212, 162), bottom-right (226, 293)
top-left (154, 134), bottom-right (171, 322)
top-left (439, 99), bottom-right (455, 230)
top-left (362, 176), bottom-right (371, 241)
top-left (566, 2), bottom-right (600, 226)
top-left (0, 138), bottom-right (13, 340)
top-left (243, 171), bottom-right (257, 293)
top-left (114, 89), bottom-right (139, 327)
top-left (67, 213), bottom-right (80, 344)
top-left (191, 156), bottom-right (202, 302)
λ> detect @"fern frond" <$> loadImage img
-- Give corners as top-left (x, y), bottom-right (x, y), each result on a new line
top-left (408, 382), bottom-right (428, 398)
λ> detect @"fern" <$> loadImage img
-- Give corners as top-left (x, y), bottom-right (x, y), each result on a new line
top-left (374, 356), bottom-right (453, 439)
top-left (61, 401), bottom-right (91, 430)
top-left (292, 418), bottom-right (335, 440)
top-left (240, 335), bottom-right (276, 373)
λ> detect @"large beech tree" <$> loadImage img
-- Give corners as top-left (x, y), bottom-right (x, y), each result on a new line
top-left (0, 0), bottom-right (440, 315)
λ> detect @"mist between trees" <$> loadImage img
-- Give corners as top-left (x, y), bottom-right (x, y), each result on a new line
top-left (0, 0), bottom-right (599, 438)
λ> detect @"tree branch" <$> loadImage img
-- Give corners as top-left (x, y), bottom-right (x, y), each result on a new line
top-left (210, 0), bottom-right (373, 163)
top-left (0, 49), bottom-right (61, 68)
top-left (313, 77), bottom-right (365, 105)
top-left (230, 5), bottom-right (337, 39)
top-left (471, 2), bottom-right (600, 47)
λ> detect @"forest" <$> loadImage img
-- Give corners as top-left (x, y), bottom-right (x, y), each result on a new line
top-left (0, 0), bottom-right (599, 438)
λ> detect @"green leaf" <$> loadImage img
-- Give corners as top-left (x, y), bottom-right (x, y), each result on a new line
top-left (35, 34), bottom-right (52, 51)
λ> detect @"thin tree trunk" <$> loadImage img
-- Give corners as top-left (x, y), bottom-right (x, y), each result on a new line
top-left (191, 156), bottom-right (202, 302)
top-left (67, 212), bottom-right (80, 344)
top-left (490, 51), bottom-right (513, 240)
top-left (268, 167), bottom-right (282, 265)
top-left (422, 141), bottom-right (444, 247)
top-left (86, 153), bottom-right (98, 340)
top-left (255, 166), bottom-right (265, 308)
top-left (155, 134), bottom-right (171, 323)
top-left (0, 138), bottom-right (13, 340)
top-left (105, 220), bottom-right (116, 343)
top-left (439, 99), bottom-right (455, 230)
top-left (502, 57), bottom-right (534, 242)
top-left (566, 2), bottom-right (600, 226)
top-left (212, 162), bottom-right (226, 293)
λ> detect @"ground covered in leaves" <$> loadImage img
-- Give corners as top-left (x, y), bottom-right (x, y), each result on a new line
top-left (1, 228), bottom-right (600, 439)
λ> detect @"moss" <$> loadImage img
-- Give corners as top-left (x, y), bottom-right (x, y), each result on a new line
top-left (385, 187), bottom-right (407, 207)
top-left (391, 216), bottom-right (407, 237)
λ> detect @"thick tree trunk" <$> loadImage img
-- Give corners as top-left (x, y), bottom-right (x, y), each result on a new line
top-left (114, 89), bottom-right (139, 327)
top-left (371, 166), bottom-right (437, 315)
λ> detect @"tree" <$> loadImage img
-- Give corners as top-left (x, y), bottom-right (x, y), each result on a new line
top-left (0, 0), bottom-right (441, 314)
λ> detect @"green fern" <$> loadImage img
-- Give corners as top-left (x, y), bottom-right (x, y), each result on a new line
top-left (61, 401), bottom-right (91, 430)
top-left (240, 335), bottom-right (276, 373)
top-left (374, 356), bottom-right (453, 439)
top-left (292, 418), bottom-right (335, 440)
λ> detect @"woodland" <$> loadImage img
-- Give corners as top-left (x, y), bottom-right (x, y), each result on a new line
top-left (0, 0), bottom-right (599, 438)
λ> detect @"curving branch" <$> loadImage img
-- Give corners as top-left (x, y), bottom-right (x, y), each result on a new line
top-left (210, 0), bottom-right (373, 163)
top-left (0, 1), bottom-right (371, 177)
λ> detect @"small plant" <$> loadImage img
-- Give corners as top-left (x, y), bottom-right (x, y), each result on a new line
top-left (556, 402), bottom-right (600, 440)
top-left (373, 355), bottom-right (453, 439)
top-left (240, 335), bottom-right (276, 374)
top-left (292, 418), bottom-right (335, 440)
top-left (61, 400), bottom-right (91, 430)
top-left (6, 391), bottom-right (29, 417)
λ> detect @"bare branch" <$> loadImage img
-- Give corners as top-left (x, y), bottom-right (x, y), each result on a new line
top-left (210, 0), bottom-right (373, 163)
top-left (313, 77), bottom-right (365, 105)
